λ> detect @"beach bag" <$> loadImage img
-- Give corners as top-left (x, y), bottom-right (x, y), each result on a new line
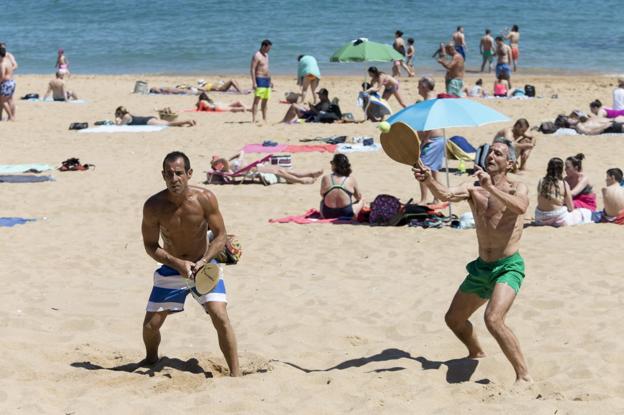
top-left (69, 122), bottom-right (88, 130)
top-left (554, 114), bottom-right (569, 128)
top-left (538, 121), bottom-right (558, 134)
top-left (133, 80), bottom-right (149, 94)
top-left (158, 107), bottom-right (178, 121)
top-left (369, 194), bottom-right (402, 225)
top-left (21, 93), bottom-right (39, 100)
top-left (270, 154), bottom-right (292, 168)
top-left (524, 85), bottom-right (536, 97)
top-left (58, 157), bottom-right (94, 171)
top-left (214, 235), bottom-right (243, 264)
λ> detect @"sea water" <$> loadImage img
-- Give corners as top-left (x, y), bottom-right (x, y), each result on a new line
top-left (2, 0), bottom-right (623, 75)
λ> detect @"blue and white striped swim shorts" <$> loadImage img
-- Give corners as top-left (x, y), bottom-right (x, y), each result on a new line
top-left (146, 261), bottom-right (227, 312)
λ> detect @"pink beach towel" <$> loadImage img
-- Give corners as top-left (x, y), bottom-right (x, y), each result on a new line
top-left (269, 208), bottom-right (352, 224)
top-left (573, 193), bottom-right (597, 211)
top-left (242, 144), bottom-right (336, 153)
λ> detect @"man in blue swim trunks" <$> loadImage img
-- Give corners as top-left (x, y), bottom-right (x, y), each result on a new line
top-left (251, 39), bottom-right (272, 123)
top-left (140, 151), bottom-right (241, 376)
top-left (495, 36), bottom-right (513, 86)
top-left (0, 43), bottom-right (17, 121)
top-left (413, 138), bottom-right (532, 383)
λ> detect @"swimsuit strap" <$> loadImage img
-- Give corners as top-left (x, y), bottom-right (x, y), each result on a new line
top-left (322, 175), bottom-right (354, 198)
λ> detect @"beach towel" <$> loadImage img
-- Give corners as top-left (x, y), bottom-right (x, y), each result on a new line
top-left (24, 98), bottom-right (86, 104)
top-left (242, 144), bottom-right (336, 153)
top-left (269, 208), bottom-right (352, 224)
top-left (0, 164), bottom-right (52, 174)
top-left (336, 143), bottom-right (381, 153)
top-left (0, 175), bottom-right (54, 183)
top-left (78, 125), bottom-right (167, 134)
top-left (573, 193), bottom-right (597, 211)
top-left (554, 128), bottom-right (624, 136)
top-left (606, 209), bottom-right (624, 225)
top-left (446, 136), bottom-right (476, 161)
top-left (534, 207), bottom-right (592, 226)
top-left (0, 217), bottom-right (36, 227)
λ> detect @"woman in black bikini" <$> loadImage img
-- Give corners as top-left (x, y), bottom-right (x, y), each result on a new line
top-left (319, 154), bottom-right (364, 219)
top-left (114, 106), bottom-right (196, 127)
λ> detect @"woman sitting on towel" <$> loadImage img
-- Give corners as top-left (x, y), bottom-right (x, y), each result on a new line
top-left (196, 93), bottom-right (250, 112)
top-left (535, 157), bottom-right (592, 226)
top-left (365, 66), bottom-right (407, 108)
top-left (319, 154), bottom-right (364, 219)
top-left (589, 99), bottom-right (624, 119)
top-left (114, 106), bottom-right (196, 127)
top-left (564, 153), bottom-right (597, 211)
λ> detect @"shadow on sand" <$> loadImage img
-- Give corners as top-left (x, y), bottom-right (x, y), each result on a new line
top-left (71, 356), bottom-right (215, 378)
top-left (277, 348), bottom-right (485, 384)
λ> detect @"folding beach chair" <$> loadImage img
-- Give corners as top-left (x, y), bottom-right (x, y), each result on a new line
top-left (205, 154), bottom-right (273, 184)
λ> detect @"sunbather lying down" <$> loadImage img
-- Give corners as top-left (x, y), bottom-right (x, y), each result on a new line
top-left (211, 151), bottom-right (323, 184)
top-left (196, 93), bottom-right (250, 112)
top-left (114, 106), bottom-right (196, 127)
top-left (149, 80), bottom-right (243, 95)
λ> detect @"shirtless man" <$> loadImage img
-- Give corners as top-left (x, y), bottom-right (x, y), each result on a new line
top-left (392, 31), bottom-right (413, 77)
top-left (495, 37), bottom-right (513, 86)
top-left (43, 72), bottom-right (78, 101)
top-left (452, 26), bottom-right (466, 60)
top-left (250, 39), bottom-right (272, 123)
top-left (479, 29), bottom-right (495, 73)
top-left (602, 168), bottom-right (624, 221)
top-left (494, 119), bottom-right (535, 171)
top-left (566, 113), bottom-right (624, 135)
top-left (141, 151), bottom-right (241, 376)
top-left (505, 25), bottom-right (520, 72)
top-left (437, 43), bottom-right (465, 97)
top-left (416, 76), bottom-right (445, 204)
top-left (0, 43), bottom-right (16, 121)
top-left (413, 139), bottom-right (532, 383)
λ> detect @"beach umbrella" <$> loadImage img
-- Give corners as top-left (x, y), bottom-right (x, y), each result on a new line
top-left (386, 98), bottom-right (511, 216)
top-left (330, 38), bottom-right (404, 63)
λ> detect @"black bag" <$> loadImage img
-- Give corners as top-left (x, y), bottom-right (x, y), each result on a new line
top-left (524, 85), bottom-right (536, 97)
top-left (69, 122), bottom-right (89, 130)
top-left (554, 115), bottom-right (569, 129)
top-left (21, 93), bottom-right (39, 100)
top-left (538, 122), bottom-right (558, 134)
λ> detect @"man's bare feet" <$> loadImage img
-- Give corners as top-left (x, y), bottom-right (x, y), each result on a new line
top-left (514, 374), bottom-right (533, 384)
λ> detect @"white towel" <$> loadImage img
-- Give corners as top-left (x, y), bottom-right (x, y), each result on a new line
top-left (78, 125), bottom-right (167, 134)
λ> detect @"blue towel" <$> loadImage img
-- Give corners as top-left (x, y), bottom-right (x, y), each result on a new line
top-left (0, 175), bottom-right (54, 183)
top-left (449, 136), bottom-right (477, 153)
top-left (0, 217), bottom-right (36, 227)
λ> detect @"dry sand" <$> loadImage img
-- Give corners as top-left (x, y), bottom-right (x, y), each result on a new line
top-left (1, 73), bottom-right (623, 414)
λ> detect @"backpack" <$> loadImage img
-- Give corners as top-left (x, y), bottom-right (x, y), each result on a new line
top-left (538, 122), bottom-right (558, 134)
top-left (524, 85), bottom-right (536, 97)
top-left (369, 194), bottom-right (402, 225)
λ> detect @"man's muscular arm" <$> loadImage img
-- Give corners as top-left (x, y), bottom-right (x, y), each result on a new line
top-left (196, 190), bottom-right (227, 267)
top-left (413, 165), bottom-right (471, 202)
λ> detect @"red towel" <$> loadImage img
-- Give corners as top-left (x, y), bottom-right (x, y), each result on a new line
top-left (284, 144), bottom-right (336, 153)
top-left (573, 193), bottom-right (597, 211)
top-left (269, 208), bottom-right (351, 224)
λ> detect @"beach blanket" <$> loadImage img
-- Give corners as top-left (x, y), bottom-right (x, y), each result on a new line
top-left (554, 128), bottom-right (624, 136)
top-left (0, 164), bottom-right (52, 174)
top-left (24, 98), bottom-right (86, 104)
top-left (336, 143), bottom-right (381, 153)
top-left (78, 125), bottom-right (167, 134)
top-left (573, 193), bottom-right (597, 211)
top-left (242, 144), bottom-right (336, 153)
top-left (0, 217), bottom-right (36, 228)
top-left (535, 206), bottom-right (592, 227)
top-left (269, 208), bottom-right (352, 224)
top-left (0, 175), bottom-right (54, 183)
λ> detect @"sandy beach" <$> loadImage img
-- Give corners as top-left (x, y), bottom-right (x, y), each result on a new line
top-left (1, 73), bottom-right (623, 414)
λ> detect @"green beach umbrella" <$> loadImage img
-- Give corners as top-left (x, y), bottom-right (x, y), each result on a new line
top-left (330, 38), bottom-right (404, 62)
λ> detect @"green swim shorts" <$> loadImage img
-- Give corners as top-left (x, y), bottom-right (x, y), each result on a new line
top-left (446, 78), bottom-right (464, 97)
top-left (459, 252), bottom-right (525, 299)
top-left (255, 87), bottom-right (270, 100)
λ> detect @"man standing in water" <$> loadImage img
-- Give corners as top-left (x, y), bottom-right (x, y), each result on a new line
top-left (251, 39), bottom-right (272, 123)
top-left (479, 29), bottom-right (495, 73)
top-left (505, 25), bottom-right (520, 72)
top-left (452, 26), bottom-right (466, 60)
top-left (495, 36), bottom-right (513, 87)
top-left (141, 151), bottom-right (241, 376)
top-left (413, 139), bottom-right (532, 383)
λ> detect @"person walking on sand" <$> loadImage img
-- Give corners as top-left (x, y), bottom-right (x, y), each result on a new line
top-left (437, 43), bottom-right (465, 97)
top-left (504, 25), bottom-right (520, 72)
top-left (413, 138), bottom-right (532, 383)
top-left (452, 26), bottom-right (466, 60)
top-left (140, 151), bottom-right (241, 376)
top-left (480, 29), bottom-right (495, 73)
top-left (495, 36), bottom-right (513, 86)
top-left (251, 39), bottom-right (272, 123)
top-left (0, 43), bottom-right (16, 121)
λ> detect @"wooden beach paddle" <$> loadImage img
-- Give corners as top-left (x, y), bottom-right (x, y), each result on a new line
top-left (380, 121), bottom-right (426, 170)
top-left (192, 263), bottom-right (221, 295)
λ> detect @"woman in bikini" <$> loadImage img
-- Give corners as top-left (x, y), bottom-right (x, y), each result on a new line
top-left (319, 154), bottom-right (364, 219)
top-left (56, 48), bottom-right (70, 77)
top-left (196, 93), bottom-right (250, 112)
top-left (114, 106), bottom-right (196, 127)
top-left (365, 66), bottom-right (407, 108)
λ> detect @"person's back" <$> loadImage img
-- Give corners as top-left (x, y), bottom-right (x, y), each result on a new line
top-left (604, 185), bottom-right (624, 216)
top-left (319, 154), bottom-right (363, 219)
top-left (49, 78), bottom-right (65, 100)
top-left (537, 178), bottom-right (566, 211)
top-left (613, 84), bottom-right (624, 110)
top-left (321, 174), bottom-right (355, 208)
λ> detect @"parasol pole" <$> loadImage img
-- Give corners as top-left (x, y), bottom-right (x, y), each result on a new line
top-left (443, 128), bottom-right (452, 219)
